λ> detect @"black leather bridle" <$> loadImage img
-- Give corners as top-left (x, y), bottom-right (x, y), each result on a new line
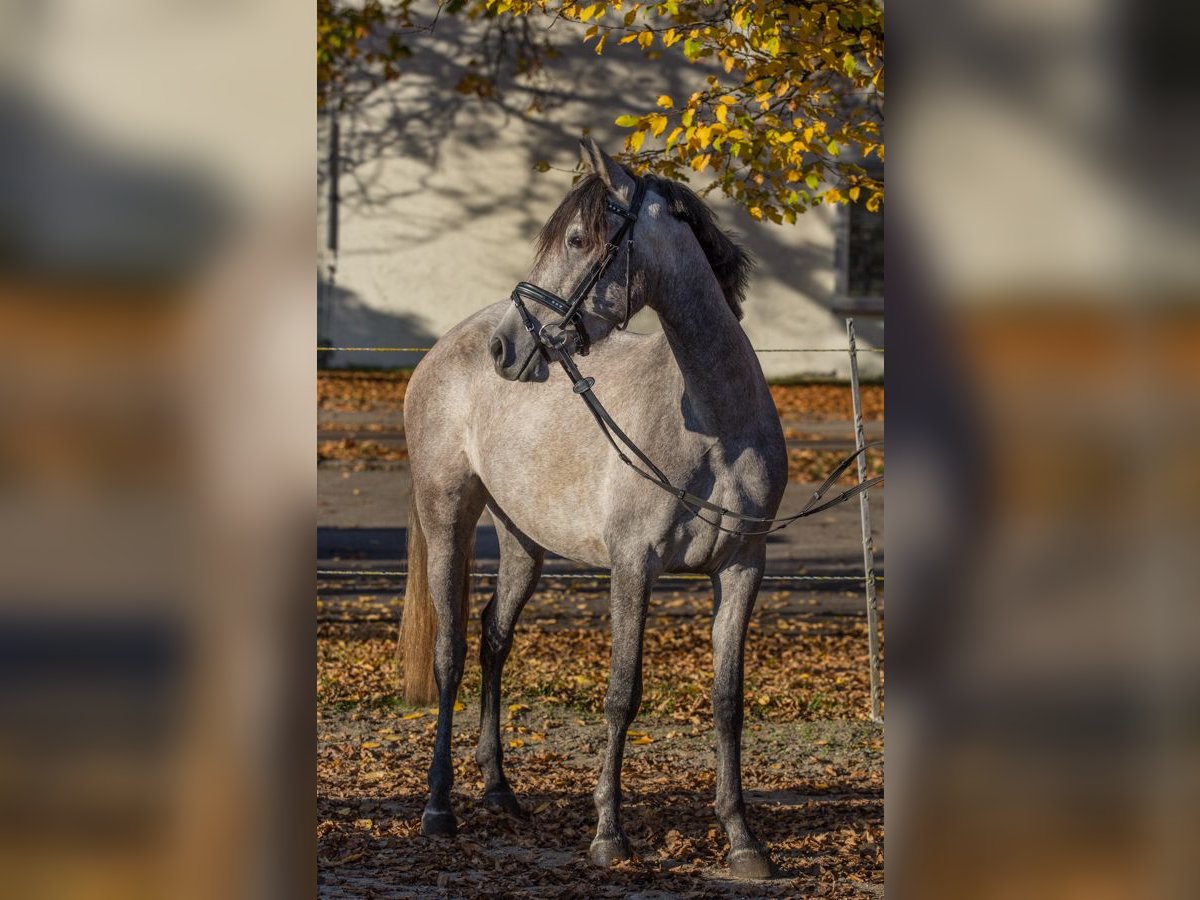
top-left (506, 174), bottom-right (881, 535)
top-left (510, 176), bottom-right (648, 359)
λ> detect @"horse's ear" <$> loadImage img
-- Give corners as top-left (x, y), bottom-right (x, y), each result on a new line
top-left (579, 136), bottom-right (635, 198)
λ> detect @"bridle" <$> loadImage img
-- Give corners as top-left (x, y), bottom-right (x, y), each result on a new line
top-left (506, 174), bottom-right (881, 536)
top-left (510, 176), bottom-right (648, 359)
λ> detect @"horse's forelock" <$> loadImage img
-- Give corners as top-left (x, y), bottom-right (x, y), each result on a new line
top-left (534, 170), bottom-right (752, 321)
top-left (534, 174), bottom-right (612, 266)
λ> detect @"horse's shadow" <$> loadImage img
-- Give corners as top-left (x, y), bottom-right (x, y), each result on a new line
top-left (319, 783), bottom-right (882, 885)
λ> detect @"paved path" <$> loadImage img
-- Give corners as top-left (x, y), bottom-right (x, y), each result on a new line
top-left (318, 461), bottom-right (883, 580)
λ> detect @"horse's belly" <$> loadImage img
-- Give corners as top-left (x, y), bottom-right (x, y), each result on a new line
top-left (477, 469), bottom-right (612, 568)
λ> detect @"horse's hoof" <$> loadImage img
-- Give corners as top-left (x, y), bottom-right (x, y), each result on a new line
top-left (420, 808), bottom-right (457, 839)
top-left (728, 847), bottom-right (778, 880)
top-left (482, 789), bottom-right (527, 819)
top-left (589, 835), bottom-right (631, 867)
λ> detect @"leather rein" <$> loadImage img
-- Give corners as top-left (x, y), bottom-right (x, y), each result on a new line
top-left (509, 175), bottom-right (882, 536)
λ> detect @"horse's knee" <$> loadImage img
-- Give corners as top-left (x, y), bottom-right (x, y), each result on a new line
top-left (713, 683), bottom-right (743, 723)
top-left (603, 693), bottom-right (640, 729)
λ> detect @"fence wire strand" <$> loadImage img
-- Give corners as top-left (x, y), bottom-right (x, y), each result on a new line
top-left (317, 568), bottom-right (880, 585)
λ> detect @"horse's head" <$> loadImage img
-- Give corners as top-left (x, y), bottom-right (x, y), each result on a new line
top-left (488, 138), bottom-right (657, 382)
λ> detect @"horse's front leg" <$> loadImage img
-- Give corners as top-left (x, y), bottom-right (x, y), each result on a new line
top-left (475, 520), bottom-right (543, 816)
top-left (711, 544), bottom-right (777, 878)
top-left (589, 561), bottom-right (656, 866)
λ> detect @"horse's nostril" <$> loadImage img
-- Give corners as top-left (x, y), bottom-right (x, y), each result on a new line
top-left (489, 336), bottom-right (506, 367)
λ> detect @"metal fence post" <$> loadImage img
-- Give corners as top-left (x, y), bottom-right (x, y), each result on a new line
top-left (847, 318), bottom-right (882, 722)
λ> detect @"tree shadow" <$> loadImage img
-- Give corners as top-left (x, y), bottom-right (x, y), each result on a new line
top-left (319, 12), bottom-right (884, 364)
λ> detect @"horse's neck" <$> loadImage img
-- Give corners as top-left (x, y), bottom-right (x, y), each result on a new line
top-left (653, 282), bottom-right (764, 432)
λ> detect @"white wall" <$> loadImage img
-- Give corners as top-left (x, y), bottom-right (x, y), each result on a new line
top-left (318, 13), bottom-right (882, 380)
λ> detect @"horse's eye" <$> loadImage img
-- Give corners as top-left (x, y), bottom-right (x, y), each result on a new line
top-left (567, 233), bottom-right (585, 249)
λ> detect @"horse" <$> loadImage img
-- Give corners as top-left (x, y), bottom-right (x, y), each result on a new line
top-left (398, 137), bottom-right (787, 879)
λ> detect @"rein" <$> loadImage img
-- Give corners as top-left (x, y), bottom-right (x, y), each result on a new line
top-left (509, 175), bottom-right (882, 536)
top-left (556, 351), bottom-right (882, 535)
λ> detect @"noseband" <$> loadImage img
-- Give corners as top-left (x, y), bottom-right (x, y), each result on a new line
top-left (510, 176), bottom-right (648, 358)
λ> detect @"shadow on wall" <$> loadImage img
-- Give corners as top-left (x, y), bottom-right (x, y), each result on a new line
top-left (318, 274), bottom-right (439, 369)
top-left (319, 12), bottom-right (883, 356)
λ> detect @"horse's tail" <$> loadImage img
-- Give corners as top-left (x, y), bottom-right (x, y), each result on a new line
top-left (397, 501), bottom-right (472, 705)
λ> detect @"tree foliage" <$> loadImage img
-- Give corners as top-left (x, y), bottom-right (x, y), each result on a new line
top-left (318, 0), bottom-right (884, 222)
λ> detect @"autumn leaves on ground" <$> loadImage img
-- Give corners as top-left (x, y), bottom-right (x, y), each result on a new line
top-left (318, 371), bottom-right (883, 898)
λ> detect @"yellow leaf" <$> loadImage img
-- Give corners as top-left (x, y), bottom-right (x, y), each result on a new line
top-left (776, 131), bottom-right (795, 143)
top-left (619, 33), bottom-right (639, 44)
top-left (594, 33), bottom-right (607, 54)
top-left (647, 113), bottom-right (668, 136)
top-left (453, 700), bottom-right (465, 712)
top-left (757, 695), bottom-right (770, 706)
top-left (691, 154), bottom-right (711, 171)
top-left (361, 741), bottom-right (380, 749)
top-left (401, 710), bottom-right (426, 720)
top-left (719, 94), bottom-right (737, 105)
top-left (638, 30), bottom-right (653, 49)
top-left (714, 104), bottom-right (728, 124)
top-left (656, 94), bottom-right (673, 108)
top-left (631, 735), bottom-right (654, 745)
top-left (509, 738), bottom-right (525, 749)
top-left (849, 186), bottom-right (861, 202)
top-left (628, 130), bottom-right (646, 152)
top-left (508, 702), bottom-right (529, 713)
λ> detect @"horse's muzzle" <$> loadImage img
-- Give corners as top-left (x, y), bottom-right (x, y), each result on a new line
top-left (489, 330), bottom-right (547, 382)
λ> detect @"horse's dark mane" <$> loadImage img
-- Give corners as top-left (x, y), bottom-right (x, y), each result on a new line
top-left (534, 171), bottom-right (752, 321)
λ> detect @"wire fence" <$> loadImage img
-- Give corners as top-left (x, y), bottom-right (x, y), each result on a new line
top-left (317, 568), bottom-right (882, 586)
top-left (317, 324), bottom-right (884, 718)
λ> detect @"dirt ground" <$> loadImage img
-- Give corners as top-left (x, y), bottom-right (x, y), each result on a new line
top-left (318, 587), bottom-right (883, 898)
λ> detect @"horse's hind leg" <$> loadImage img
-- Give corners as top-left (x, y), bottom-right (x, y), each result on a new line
top-left (417, 478), bottom-right (485, 839)
top-left (711, 542), bottom-right (777, 878)
top-left (475, 507), bottom-right (544, 816)
top-left (589, 556), bottom-right (658, 866)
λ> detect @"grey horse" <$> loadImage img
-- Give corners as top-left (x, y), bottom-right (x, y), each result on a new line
top-left (399, 138), bottom-right (787, 878)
